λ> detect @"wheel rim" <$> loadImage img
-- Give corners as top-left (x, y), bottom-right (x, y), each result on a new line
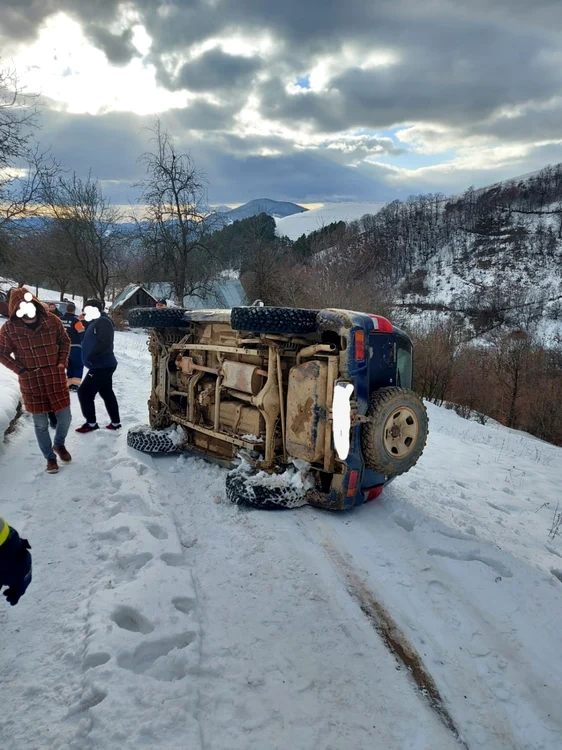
top-left (383, 406), bottom-right (419, 459)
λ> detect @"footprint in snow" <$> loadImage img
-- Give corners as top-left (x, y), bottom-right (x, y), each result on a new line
top-left (111, 605), bottom-right (154, 634)
top-left (117, 632), bottom-right (195, 681)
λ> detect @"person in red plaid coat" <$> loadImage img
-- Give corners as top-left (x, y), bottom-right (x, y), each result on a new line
top-left (0, 288), bottom-right (73, 474)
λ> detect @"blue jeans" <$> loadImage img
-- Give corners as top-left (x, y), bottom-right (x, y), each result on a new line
top-left (32, 407), bottom-right (72, 461)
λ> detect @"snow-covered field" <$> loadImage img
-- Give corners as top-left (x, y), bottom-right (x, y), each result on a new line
top-left (1, 331), bottom-right (562, 750)
top-left (275, 202), bottom-right (387, 240)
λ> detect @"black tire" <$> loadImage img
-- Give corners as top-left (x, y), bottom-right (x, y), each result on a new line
top-left (231, 306), bottom-right (318, 335)
top-left (128, 307), bottom-right (189, 328)
top-left (127, 424), bottom-right (184, 454)
top-left (361, 387), bottom-right (428, 478)
top-left (225, 468), bottom-right (309, 510)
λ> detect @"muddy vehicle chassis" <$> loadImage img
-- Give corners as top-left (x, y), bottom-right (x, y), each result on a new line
top-left (127, 306), bottom-right (428, 510)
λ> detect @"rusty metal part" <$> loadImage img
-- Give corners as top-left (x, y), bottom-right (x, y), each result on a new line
top-left (176, 355), bottom-right (219, 376)
top-left (171, 415), bottom-right (262, 450)
top-left (171, 343), bottom-right (259, 356)
top-left (323, 356), bottom-right (339, 472)
top-left (252, 345), bottom-right (280, 466)
top-left (225, 389), bottom-right (253, 402)
top-left (219, 401), bottom-right (264, 440)
top-left (276, 349), bottom-right (287, 463)
top-left (214, 374), bottom-right (223, 430)
top-left (296, 343), bottom-right (336, 366)
top-left (187, 371), bottom-right (204, 422)
top-left (197, 381), bottom-right (216, 407)
top-left (221, 360), bottom-right (265, 395)
top-left (286, 359), bottom-right (328, 464)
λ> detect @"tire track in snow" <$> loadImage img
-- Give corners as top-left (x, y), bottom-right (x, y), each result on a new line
top-left (322, 541), bottom-right (469, 749)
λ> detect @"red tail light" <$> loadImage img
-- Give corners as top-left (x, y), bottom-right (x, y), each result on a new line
top-left (364, 485), bottom-right (384, 503)
top-left (369, 315), bottom-right (393, 333)
top-left (354, 330), bottom-right (365, 360)
top-left (346, 470), bottom-right (359, 497)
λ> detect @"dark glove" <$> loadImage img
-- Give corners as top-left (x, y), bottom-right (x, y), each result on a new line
top-left (2, 539), bottom-right (32, 606)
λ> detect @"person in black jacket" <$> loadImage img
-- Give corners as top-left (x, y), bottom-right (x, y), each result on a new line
top-left (0, 516), bottom-right (32, 606)
top-left (61, 302), bottom-right (85, 391)
top-left (76, 299), bottom-right (121, 433)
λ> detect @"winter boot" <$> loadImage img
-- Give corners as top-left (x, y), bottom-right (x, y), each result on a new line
top-left (54, 445), bottom-right (72, 463)
top-left (46, 458), bottom-right (59, 474)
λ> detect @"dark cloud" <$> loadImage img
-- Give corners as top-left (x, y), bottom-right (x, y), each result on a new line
top-left (36, 103), bottom-right (397, 204)
top-left (172, 48), bottom-right (262, 92)
top-left (87, 26), bottom-right (139, 66)
top-left (40, 106), bottom-right (152, 183)
top-left (3, 0), bottom-right (562, 200)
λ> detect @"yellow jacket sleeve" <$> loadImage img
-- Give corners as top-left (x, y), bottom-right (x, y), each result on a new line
top-left (0, 518), bottom-right (9, 547)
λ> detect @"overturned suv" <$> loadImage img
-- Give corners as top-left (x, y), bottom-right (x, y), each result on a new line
top-left (127, 305), bottom-right (428, 510)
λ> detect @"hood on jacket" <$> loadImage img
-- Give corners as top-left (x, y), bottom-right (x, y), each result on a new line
top-left (8, 287), bottom-right (46, 320)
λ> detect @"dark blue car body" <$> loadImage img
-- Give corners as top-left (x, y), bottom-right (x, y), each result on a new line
top-left (314, 309), bottom-right (414, 510)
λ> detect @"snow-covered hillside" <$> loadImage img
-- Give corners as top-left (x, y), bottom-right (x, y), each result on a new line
top-left (0, 277), bottom-right (83, 307)
top-left (275, 202), bottom-right (387, 240)
top-left (1, 331), bottom-right (561, 750)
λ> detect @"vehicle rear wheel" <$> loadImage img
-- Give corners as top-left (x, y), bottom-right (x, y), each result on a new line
top-left (361, 387), bottom-right (428, 477)
top-left (128, 307), bottom-right (189, 328)
top-left (231, 306), bottom-right (318, 335)
top-left (127, 424), bottom-right (184, 454)
top-left (225, 467), bottom-right (309, 510)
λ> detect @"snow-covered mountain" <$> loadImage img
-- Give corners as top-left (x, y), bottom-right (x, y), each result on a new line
top-left (275, 201), bottom-right (387, 240)
top-left (220, 198), bottom-right (307, 223)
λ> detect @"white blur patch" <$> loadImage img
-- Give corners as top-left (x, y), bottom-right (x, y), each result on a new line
top-left (84, 306), bottom-right (101, 322)
top-left (332, 381), bottom-right (354, 460)
top-left (16, 295), bottom-right (37, 318)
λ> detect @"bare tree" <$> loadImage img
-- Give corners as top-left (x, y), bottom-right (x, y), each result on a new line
top-left (493, 330), bottom-right (532, 429)
top-left (39, 169), bottom-right (123, 305)
top-left (32, 224), bottom-right (76, 299)
top-left (0, 65), bottom-right (50, 240)
top-left (135, 121), bottom-right (216, 304)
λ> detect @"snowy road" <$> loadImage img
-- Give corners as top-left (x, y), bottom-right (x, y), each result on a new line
top-left (1, 332), bottom-right (561, 750)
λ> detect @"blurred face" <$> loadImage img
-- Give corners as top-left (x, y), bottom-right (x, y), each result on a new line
top-left (48, 304), bottom-right (56, 313)
top-left (156, 301), bottom-right (166, 308)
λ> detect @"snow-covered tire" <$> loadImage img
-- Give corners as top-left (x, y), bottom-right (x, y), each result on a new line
top-left (225, 469), bottom-right (309, 510)
top-left (127, 425), bottom-right (183, 454)
top-left (361, 387), bottom-right (428, 477)
top-left (231, 306), bottom-right (318, 335)
top-left (128, 307), bottom-right (189, 328)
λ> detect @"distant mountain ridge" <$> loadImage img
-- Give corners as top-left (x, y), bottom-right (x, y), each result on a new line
top-left (220, 198), bottom-right (307, 223)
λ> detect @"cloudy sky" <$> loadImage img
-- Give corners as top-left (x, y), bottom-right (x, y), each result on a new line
top-left (2, 0), bottom-right (562, 205)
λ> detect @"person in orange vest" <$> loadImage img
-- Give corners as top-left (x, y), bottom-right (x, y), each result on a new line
top-left (61, 302), bottom-right (85, 391)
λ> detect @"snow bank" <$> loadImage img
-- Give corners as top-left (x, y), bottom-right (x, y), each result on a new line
top-left (0, 355), bottom-right (20, 439)
top-left (275, 201), bottom-right (387, 240)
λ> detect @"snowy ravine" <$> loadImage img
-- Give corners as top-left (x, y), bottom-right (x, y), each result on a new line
top-left (1, 332), bottom-right (561, 750)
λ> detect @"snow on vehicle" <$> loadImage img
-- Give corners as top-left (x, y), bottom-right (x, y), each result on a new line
top-left (127, 305), bottom-right (428, 510)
